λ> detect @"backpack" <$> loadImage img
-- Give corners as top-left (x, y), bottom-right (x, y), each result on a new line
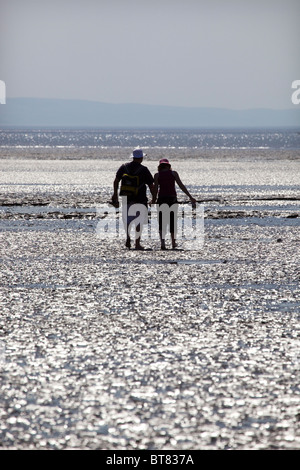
top-left (119, 164), bottom-right (143, 197)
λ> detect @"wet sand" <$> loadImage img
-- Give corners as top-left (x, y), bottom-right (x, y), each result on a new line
top-left (0, 154), bottom-right (299, 449)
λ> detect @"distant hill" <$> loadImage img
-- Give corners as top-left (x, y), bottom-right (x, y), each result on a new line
top-left (1, 97), bottom-right (300, 128)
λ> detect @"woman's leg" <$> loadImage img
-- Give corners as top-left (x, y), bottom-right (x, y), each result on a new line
top-left (170, 202), bottom-right (178, 249)
top-left (158, 210), bottom-right (166, 249)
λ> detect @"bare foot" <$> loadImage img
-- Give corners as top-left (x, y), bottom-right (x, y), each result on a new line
top-left (135, 245), bottom-right (145, 250)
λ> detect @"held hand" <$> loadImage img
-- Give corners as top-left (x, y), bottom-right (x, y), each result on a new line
top-left (112, 195), bottom-right (119, 208)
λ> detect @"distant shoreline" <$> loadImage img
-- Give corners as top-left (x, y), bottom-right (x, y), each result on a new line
top-left (1, 97), bottom-right (300, 128)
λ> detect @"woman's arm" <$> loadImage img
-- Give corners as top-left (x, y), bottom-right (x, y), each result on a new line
top-left (173, 171), bottom-right (196, 205)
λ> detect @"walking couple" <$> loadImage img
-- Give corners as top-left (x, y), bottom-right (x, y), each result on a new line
top-left (112, 148), bottom-right (196, 250)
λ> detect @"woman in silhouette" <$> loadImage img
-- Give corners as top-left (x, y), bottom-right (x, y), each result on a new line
top-left (151, 158), bottom-right (196, 250)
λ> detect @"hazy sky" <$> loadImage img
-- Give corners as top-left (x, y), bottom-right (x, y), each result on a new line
top-left (1, 0), bottom-right (299, 109)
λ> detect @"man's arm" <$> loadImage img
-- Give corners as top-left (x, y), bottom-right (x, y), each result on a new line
top-left (149, 183), bottom-right (155, 200)
top-left (150, 173), bottom-right (159, 203)
top-left (112, 177), bottom-right (120, 207)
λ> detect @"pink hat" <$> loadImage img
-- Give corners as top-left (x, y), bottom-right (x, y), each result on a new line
top-left (159, 158), bottom-right (171, 165)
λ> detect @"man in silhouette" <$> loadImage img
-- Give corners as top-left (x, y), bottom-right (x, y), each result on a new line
top-left (112, 149), bottom-right (154, 250)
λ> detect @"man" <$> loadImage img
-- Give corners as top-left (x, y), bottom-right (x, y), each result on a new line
top-left (112, 148), bottom-right (154, 250)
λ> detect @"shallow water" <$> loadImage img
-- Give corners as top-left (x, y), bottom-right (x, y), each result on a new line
top-left (0, 152), bottom-right (299, 450)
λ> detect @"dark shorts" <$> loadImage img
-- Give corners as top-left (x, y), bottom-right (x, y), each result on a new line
top-left (157, 196), bottom-right (177, 205)
top-left (122, 200), bottom-right (148, 227)
top-left (157, 196), bottom-right (178, 234)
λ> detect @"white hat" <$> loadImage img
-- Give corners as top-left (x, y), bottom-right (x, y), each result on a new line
top-left (132, 148), bottom-right (147, 159)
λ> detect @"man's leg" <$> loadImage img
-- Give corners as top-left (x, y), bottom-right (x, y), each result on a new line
top-left (122, 197), bottom-right (131, 249)
top-left (125, 218), bottom-right (131, 249)
top-left (135, 223), bottom-right (145, 250)
top-left (125, 231), bottom-right (131, 249)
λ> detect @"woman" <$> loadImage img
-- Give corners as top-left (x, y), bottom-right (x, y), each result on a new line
top-left (151, 158), bottom-right (196, 250)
